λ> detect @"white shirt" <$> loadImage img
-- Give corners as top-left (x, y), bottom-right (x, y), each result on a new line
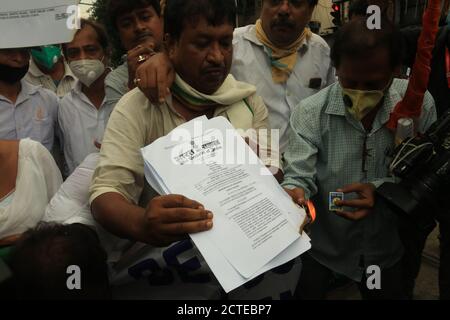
top-left (231, 25), bottom-right (336, 153)
top-left (0, 139), bottom-right (62, 240)
top-left (0, 80), bottom-right (59, 151)
top-left (59, 80), bottom-right (114, 175)
top-left (25, 58), bottom-right (76, 98)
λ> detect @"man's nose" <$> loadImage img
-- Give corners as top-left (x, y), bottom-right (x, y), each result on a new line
top-left (278, 0), bottom-right (291, 15)
top-left (11, 50), bottom-right (30, 65)
top-left (79, 50), bottom-right (87, 60)
top-left (207, 43), bottom-right (224, 64)
top-left (134, 17), bottom-right (148, 33)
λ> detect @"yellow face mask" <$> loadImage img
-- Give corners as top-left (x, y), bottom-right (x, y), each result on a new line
top-left (341, 81), bottom-right (392, 121)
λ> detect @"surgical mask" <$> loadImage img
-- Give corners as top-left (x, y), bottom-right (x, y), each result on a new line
top-left (69, 58), bottom-right (106, 87)
top-left (341, 81), bottom-right (392, 121)
top-left (31, 45), bottom-right (62, 70)
top-left (0, 63), bottom-right (29, 84)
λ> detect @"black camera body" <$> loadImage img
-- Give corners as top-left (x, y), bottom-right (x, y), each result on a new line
top-left (377, 109), bottom-right (450, 225)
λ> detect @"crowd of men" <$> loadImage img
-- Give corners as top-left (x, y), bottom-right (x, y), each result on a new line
top-left (0, 0), bottom-right (448, 300)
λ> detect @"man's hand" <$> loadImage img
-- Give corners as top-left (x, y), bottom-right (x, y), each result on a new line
top-left (334, 183), bottom-right (376, 221)
top-left (135, 52), bottom-right (174, 104)
top-left (138, 194), bottom-right (213, 247)
top-left (127, 42), bottom-right (156, 91)
top-left (284, 187), bottom-right (307, 206)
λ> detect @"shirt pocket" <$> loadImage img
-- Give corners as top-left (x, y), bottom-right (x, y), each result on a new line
top-left (31, 107), bottom-right (53, 147)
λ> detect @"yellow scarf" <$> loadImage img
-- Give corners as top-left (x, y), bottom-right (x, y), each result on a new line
top-left (255, 19), bottom-right (312, 84)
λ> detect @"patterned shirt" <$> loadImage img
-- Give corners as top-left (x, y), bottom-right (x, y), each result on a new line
top-left (282, 79), bottom-right (437, 281)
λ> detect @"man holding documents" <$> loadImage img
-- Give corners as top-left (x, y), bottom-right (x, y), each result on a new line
top-left (90, 0), bottom-right (302, 299)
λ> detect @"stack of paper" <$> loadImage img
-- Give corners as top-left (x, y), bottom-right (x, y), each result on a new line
top-left (141, 116), bottom-right (311, 293)
top-left (1, 0), bottom-right (80, 49)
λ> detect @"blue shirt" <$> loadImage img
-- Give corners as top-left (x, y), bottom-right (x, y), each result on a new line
top-left (0, 80), bottom-right (58, 151)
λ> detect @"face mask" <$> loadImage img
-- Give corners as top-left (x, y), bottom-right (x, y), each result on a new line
top-left (69, 58), bottom-right (106, 87)
top-left (0, 63), bottom-right (29, 84)
top-left (31, 45), bottom-right (62, 70)
top-left (341, 81), bottom-right (392, 121)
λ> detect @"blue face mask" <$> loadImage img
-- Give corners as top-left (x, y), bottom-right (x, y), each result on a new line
top-left (31, 45), bottom-right (62, 70)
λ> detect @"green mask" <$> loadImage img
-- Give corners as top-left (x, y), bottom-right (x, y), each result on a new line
top-left (341, 81), bottom-right (392, 121)
top-left (31, 45), bottom-right (62, 70)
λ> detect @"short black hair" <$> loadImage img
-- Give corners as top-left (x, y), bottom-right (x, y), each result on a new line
top-left (62, 18), bottom-right (109, 57)
top-left (348, 0), bottom-right (369, 20)
top-left (9, 223), bottom-right (110, 300)
top-left (107, 0), bottom-right (161, 30)
top-left (331, 17), bottom-right (403, 70)
top-left (165, 0), bottom-right (236, 40)
top-left (263, 0), bottom-right (318, 6)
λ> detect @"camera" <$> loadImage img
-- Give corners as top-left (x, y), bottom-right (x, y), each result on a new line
top-left (376, 109), bottom-right (450, 226)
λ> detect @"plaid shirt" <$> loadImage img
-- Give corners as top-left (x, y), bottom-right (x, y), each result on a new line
top-left (282, 79), bottom-right (437, 281)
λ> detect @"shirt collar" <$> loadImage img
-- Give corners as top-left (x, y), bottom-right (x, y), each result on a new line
top-left (71, 80), bottom-right (107, 109)
top-left (0, 79), bottom-right (40, 104)
top-left (28, 58), bottom-right (45, 77)
top-left (63, 60), bottom-right (76, 80)
top-left (72, 79), bottom-right (83, 95)
top-left (28, 58), bottom-right (76, 81)
top-left (20, 79), bottom-right (40, 96)
top-left (243, 24), bottom-right (309, 54)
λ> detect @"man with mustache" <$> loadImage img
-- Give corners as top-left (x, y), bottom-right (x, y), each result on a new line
top-left (282, 17), bottom-right (437, 299)
top-left (136, 0), bottom-right (335, 154)
top-left (231, 0), bottom-right (335, 154)
top-left (104, 0), bottom-right (164, 107)
top-left (89, 0), bottom-right (298, 299)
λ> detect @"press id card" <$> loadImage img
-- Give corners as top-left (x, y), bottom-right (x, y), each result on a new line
top-left (329, 192), bottom-right (344, 211)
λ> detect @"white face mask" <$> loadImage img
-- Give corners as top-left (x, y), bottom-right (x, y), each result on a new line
top-left (69, 58), bottom-right (105, 87)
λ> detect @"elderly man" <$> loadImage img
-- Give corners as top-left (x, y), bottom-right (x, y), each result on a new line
top-left (59, 19), bottom-right (114, 176)
top-left (90, 0), bottom-right (299, 299)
